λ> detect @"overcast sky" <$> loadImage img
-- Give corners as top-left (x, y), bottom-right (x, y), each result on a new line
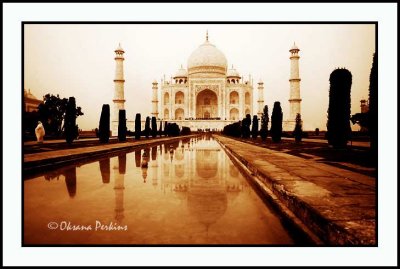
top-left (24, 24), bottom-right (375, 131)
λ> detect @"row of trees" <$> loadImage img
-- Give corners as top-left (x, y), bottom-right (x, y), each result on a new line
top-left (223, 53), bottom-right (377, 151)
top-left (222, 102), bottom-right (303, 143)
top-left (98, 105), bottom-right (191, 143)
top-left (24, 94), bottom-right (84, 142)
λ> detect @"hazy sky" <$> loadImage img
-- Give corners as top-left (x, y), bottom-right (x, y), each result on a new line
top-left (24, 24), bottom-right (375, 131)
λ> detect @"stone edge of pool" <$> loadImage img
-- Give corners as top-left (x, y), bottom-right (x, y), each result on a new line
top-left (213, 134), bottom-right (376, 246)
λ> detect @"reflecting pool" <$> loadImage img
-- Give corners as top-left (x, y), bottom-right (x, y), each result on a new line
top-left (24, 136), bottom-right (296, 244)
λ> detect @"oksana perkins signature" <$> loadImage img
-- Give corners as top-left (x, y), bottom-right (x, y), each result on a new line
top-left (47, 221), bottom-right (128, 231)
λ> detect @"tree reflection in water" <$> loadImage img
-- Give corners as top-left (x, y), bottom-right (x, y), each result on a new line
top-left (99, 159), bottom-right (110, 184)
top-left (64, 166), bottom-right (77, 198)
top-left (135, 149), bottom-right (141, 168)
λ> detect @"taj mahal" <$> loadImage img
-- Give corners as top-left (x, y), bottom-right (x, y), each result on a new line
top-left (111, 32), bottom-right (301, 135)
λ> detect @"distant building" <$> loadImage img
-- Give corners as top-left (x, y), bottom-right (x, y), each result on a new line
top-left (24, 89), bottom-right (42, 112)
top-left (360, 99), bottom-right (369, 114)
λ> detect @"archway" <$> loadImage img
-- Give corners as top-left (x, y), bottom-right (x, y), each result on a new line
top-left (229, 108), bottom-right (239, 120)
top-left (245, 108), bottom-right (251, 116)
top-left (164, 92), bottom-right (170, 104)
top-left (229, 91), bottom-right (239, 104)
top-left (175, 91), bottom-right (184, 104)
top-left (175, 108), bottom-right (184, 120)
top-left (245, 92), bottom-right (251, 105)
top-left (164, 108), bottom-right (169, 120)
top-left (196, 89), bottom-right (218, 119)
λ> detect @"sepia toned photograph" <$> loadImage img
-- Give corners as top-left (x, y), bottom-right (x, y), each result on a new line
top-left (22, 23), bottom-right (378, 246)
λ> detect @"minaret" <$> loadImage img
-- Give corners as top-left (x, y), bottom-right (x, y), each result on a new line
top-left (288, 42), bottom-right (302, 129)
top-left (151, 80), bottom-right (159, 119)
top-left (114, 155), bottom-right (126, 222)
top-left (257, 80), bottom-right (264, 119)
top-left (112, 43), bottom-right (125, 136)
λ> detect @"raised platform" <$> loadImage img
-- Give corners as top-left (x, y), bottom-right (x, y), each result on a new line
top-left (214, 134), bottom-right (376, 245)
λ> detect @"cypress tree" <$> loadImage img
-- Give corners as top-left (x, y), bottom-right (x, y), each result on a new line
top-left (251, 115), bottom-right (258, 139)
top-left (270, 101), bottom-right (283, 143)
top-left (65, 97), bottom-right (77, 144)
top-left (293, 113), bottom-right (303, 143)
top-left (99, 104), bottom-right (110, 143)
top-left (158, 120), bottom-right (163, 137)
top-left (135, 113), bottom-right (141, 140)
top-left (260, 105), bottom-right (269, 141)
top-left (241, 114), bottom-right (251, 138)
top-left (327, 68), bottom-right (352, 148)
top-left (118, 109), bottom-right (126, 142)
top-left (151, 117), bottom-right (157, 138)
top-left (368, 53), bottom-right (377, 157)
top-left (144, 116), bottom-right (151, 138)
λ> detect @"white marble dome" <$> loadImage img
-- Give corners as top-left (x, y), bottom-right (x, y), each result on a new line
top-left (174, 65), bottom-right (188, 78)
top-left (187, 39), bottom-right (227, 75)
top-left (227, 66), bottom-right (240, 78)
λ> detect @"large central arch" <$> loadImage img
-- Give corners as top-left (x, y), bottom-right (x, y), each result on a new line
top-left (196, 89), bottom-right (218, 119)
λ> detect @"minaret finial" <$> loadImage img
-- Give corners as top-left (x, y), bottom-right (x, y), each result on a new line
top-left (206, 30), bottom-right (209, 41)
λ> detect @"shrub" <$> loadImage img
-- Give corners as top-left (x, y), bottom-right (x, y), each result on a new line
top-left (144, 116), bottom-right (151, 138)
top-left (99, 104), bottom-right (110, 143)
top-left (327, 68), bottom-right (352, 148)
top-left (165, 123), bottom-right (180, 136)
top-left (260, 105), bottom-right (269, 141)
top-left (151, 117), bottom-right (157, 138)
top-left (251, 115), bottom-right (258, 139)
top-left (222, 121), bottom-right (241, 137)
top-left (135, 113), bottom-right (141, 140)
top-left (293, 113), bottom-right (303, 143)
top-left (118, 109), bottom-right (127, 142)
top-left (368, 53), bottom-right (377, 156)
top-left (181, 126), bottom-right (191, 135)
top-left (65, 97), bottom-right (77, 144)
top-left (270, 101), bottom-right (283, 143)
top-left (241, 114), bottom-right (251, 139)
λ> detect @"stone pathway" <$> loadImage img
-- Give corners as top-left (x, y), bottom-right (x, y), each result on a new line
top-left (24, 135), bottom-right (197, 173)
top-left (214, 135), bottom-right (376, 245)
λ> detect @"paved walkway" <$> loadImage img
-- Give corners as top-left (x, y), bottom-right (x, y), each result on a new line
top-left (24, 135), bottom-right (197, 173)
top-left (24, 137), bottom-right (118, 146)
top-left (214, 135), bottom-right (376, 245)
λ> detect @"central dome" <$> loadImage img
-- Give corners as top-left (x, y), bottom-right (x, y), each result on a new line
top-left (187, 38), bottom-right (227, 76)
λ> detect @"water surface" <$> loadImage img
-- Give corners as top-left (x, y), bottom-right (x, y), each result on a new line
top-left (24, 136), bottom-right (295, 244)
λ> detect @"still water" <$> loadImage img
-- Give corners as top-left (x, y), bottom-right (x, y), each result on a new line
top-left (24, 136), bottom-right (296, 245)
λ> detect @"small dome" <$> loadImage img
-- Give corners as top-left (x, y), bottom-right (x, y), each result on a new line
top-left (227, 65), bottom-right (240, 78)
top-left (290, 42), bottom-right (299, 51)
top-left (115, 43), bottom-right (124, 52)
top-left (187, 37), bottom-right (227, 75)
top-left (173, 65), bottom-right (188, 78)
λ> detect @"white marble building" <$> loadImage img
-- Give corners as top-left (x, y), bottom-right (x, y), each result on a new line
top-left (153, 33), bottom-right (259, 131)
top-left (111, 34), bottom-right (302, 135)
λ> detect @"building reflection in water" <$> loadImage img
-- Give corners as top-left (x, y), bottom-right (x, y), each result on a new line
top-left (151, 146), bottom-right (159, 188)
top-left (114, 153), bottom-right (126, 222)
top-left (158, 136), bottom-right (244, 232)
top-left (99, 159), bottom-right (111, 184)
top-left (141, 148), bottom-right (150, 183)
